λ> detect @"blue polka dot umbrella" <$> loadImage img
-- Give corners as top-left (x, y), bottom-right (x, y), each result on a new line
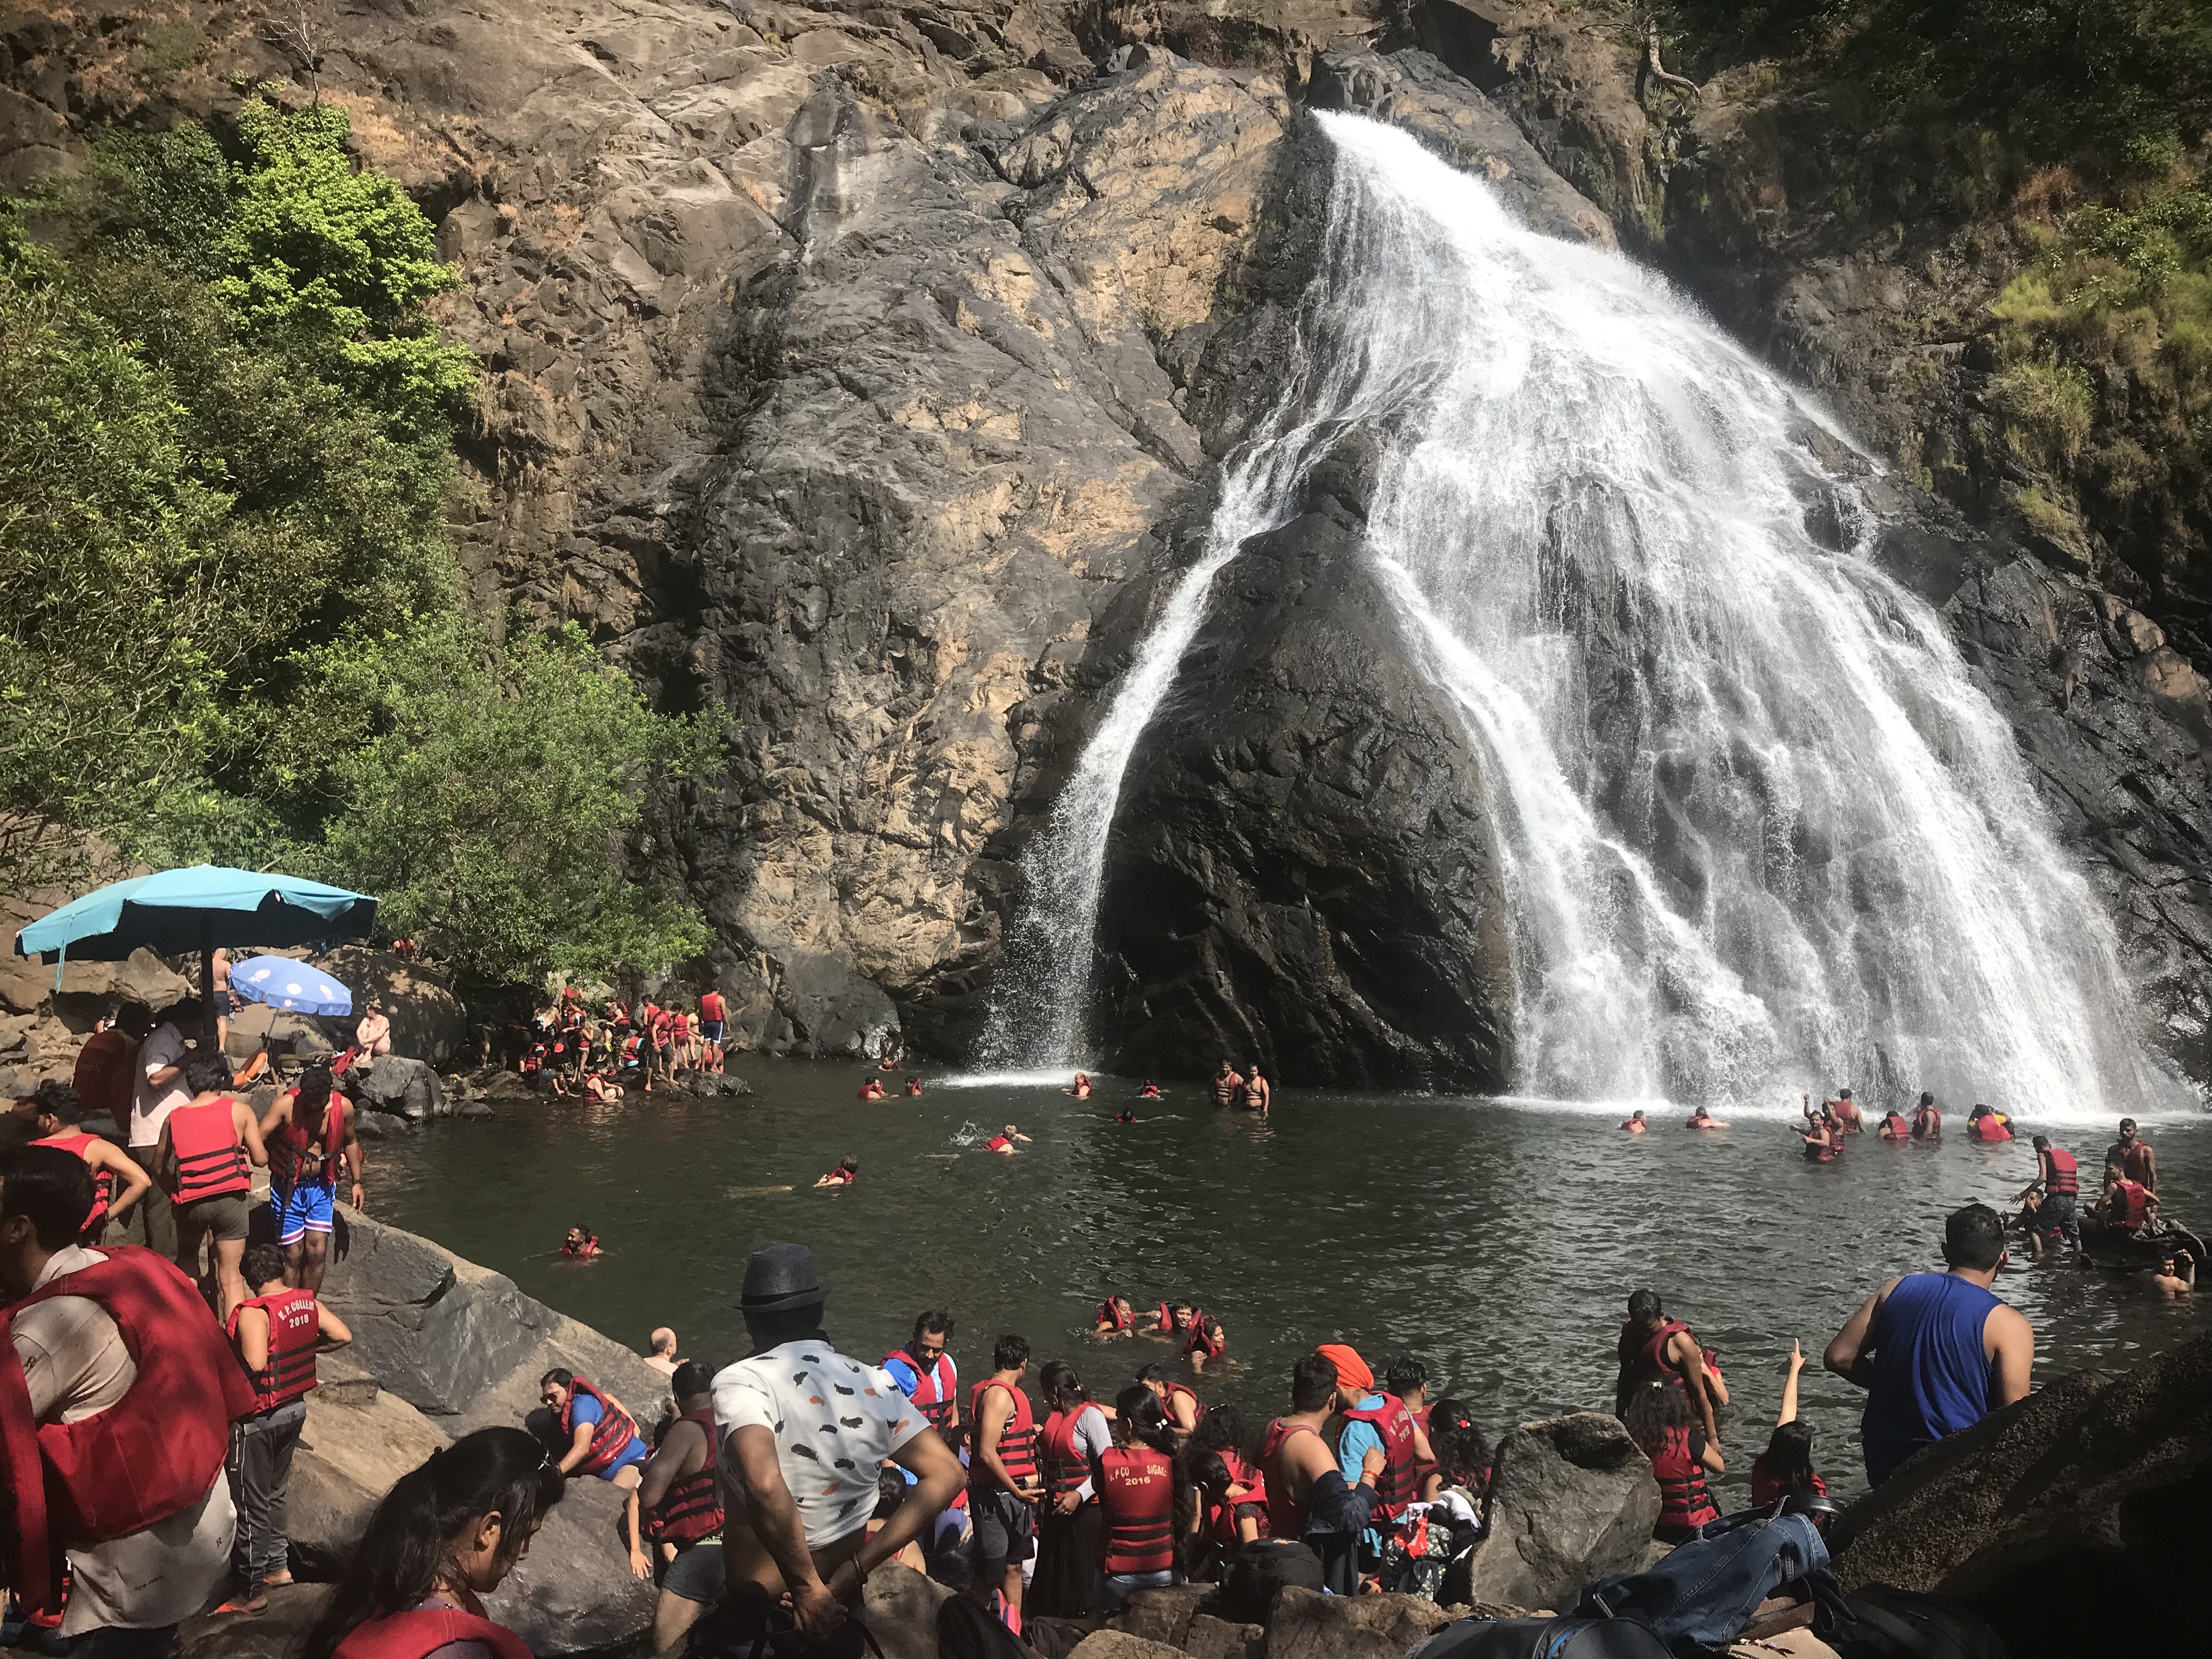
top-left (227, 956), bottom-right (353, 1017)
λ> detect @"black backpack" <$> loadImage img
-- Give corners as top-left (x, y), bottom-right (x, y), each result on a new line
top-left (936, 1594), bottom-right (1032, 1659)
top-left (1218, 1539), bottom-right (1325, 1624)
top-left (1409, 1617), bottom-right (1673, 1659)
top-left (1829, 1585), bottom-right (2006, 1659)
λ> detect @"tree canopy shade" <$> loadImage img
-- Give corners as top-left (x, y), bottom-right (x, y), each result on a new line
top-left (0, 97), bottom-right (716, 988)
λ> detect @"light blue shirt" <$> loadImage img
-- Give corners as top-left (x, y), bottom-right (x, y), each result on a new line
top-left (1336, 1393), bottom-right (1389, 1549)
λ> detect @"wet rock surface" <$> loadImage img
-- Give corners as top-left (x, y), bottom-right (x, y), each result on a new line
top-left (1092, 499), bottom-right (1516, 1090)
top-left (1462, 1412), bottom-right (1663, 1614)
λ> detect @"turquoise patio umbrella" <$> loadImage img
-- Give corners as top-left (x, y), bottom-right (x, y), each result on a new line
top-left (14, 865), bottom-right (377, 1043)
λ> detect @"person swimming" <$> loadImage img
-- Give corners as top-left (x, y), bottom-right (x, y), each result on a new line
top-left (1878, 1108), bottom-right (1911, 1140)
top-left (859, 1077), bottom-right (887, 1101)
top-left (905, 1076), bottom-right (924, 1096)
top-left (1622, 1110), bottom-right (1647, 1134)
top-left (1066, 1073), bottom-right (1092, 1099)
top-left (984, 1125), bottom-right (1030, 1154)
top-left (1686, 1105), bottom-right (1729, 1130)
top-left (1139, 1081), bottom-right (1163, 1099)
top-left (562, 1225), bottom-right (602, 1259)
top-left (1113, 1108), bottom-right (1137, 1124)
top-left (815, 1156), bottom-right (860, 1188)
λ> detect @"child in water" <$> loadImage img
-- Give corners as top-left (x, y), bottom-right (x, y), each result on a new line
top-left (562, 1226), bottom-right (601, 1259)
top-left (815, 1156), bottom-right (859, 1188)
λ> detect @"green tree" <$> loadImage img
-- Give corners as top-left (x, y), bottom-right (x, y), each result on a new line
top-left (270, 617), bottom-right (714, 989)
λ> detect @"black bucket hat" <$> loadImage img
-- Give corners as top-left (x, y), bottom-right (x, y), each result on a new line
top-left (738, 1242), bottom-right (826, 1313)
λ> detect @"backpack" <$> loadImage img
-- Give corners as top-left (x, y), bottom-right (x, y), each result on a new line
top-left (1409, 1617), bottom-right (1673, 1659)
top-left (1828, 1585), bottom-right (2006, 1659)
top-left (1218, 1539), bottom-right (1324, 1624)
top-left (936, 1594), bottom-right (1031, 1659)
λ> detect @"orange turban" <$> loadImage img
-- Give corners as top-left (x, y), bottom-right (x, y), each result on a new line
top-left (1316, 1343), bottom-right (1372, 1392)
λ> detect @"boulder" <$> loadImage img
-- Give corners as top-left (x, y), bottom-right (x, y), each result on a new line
top-left (1181, 1613), bottom-right (1264, 1659)
top-left (1092, 500), bottom-right (1516, 1090)
top-left (1264, 1589), bottom-right (1458, 1659)
top-left (287, 1376), bottom-right (453, 1578)
top-left (349, 1054), bottom-right (449, 1121)
top-left (319, 946), bottom-right (471, 1067)
top-left (1463, 1413), bottom-right (1661, 1614)
top-left (182, 1582), bottom-right (331, 1659)
top-left (1066, 1633), bottom-right (1186, 1659)
top-left (484, 1471), bottom-right (657, 1656)
top-left (353, 1110), bottom-right (417, 1139)
top-left (865, 1561), bottom-right (955, 1659)
top-left (1114, 1584), bottom-right (1216, 1648)
top-left (1831, 1330), bottom-right (2212, 1657)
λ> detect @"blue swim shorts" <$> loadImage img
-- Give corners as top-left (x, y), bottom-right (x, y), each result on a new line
top-left (276, 1180), bottom-right (335, 1245)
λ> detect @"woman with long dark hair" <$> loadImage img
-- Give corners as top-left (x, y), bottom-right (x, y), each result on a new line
top-left (1031, 1359), bottom-right (1111, 1615)
top-left (1094, 1386), bottom-right (1188, 1611)
top-left (301, 1428), bottom-right (563, 1659)
top-left (1749, 1341), bottom-right (1827, 1506)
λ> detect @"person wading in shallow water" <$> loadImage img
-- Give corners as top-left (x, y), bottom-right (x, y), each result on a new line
top-left (1911, 1093), bottom-right (1942, 1140)
top-left (1240, 1063), bottom-right (1271, 1115)
top-left (1824, 1203), bottom-right (2034, 1486)
top-left (1615, 1289), bottom-right (1721, 1454)
top-left (693, 1244), bottom-right (962, 1659)
top-left (1211, 1060), bottom-right (1243, 1108)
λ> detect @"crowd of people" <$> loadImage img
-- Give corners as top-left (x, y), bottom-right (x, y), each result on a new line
top-left (504, 985), bottom-right (731, 1097)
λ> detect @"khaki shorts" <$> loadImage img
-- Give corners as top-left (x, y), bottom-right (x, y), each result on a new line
top-left (178, 1191), bottom-right (251, 1242)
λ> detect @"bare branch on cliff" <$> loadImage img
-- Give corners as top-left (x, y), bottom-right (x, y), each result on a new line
top-left (1637, 22), bottom-right (1701, 112)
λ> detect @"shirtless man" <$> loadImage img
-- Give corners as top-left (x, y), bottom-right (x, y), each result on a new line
top-left (1686, 1105), bottom-right (1729, 1130)
top-left (257, 1064), bottom-right (364, 1293)
top-left (1210, 1060), bottom-right (1243, 1108)
top-left (1240, 1062), bottom-right (1271, 1115)
top-left (2105, 1119), bottom-right (2157, 1193)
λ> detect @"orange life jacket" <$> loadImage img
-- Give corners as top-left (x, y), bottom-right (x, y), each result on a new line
top-left (168, 1098), bottom-right (249, 1203)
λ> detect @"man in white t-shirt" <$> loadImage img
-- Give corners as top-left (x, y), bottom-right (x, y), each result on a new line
top-left (702, 1243), bottom-right (963, 1655)
top-left (121, 998), bottom-right (203, 1257)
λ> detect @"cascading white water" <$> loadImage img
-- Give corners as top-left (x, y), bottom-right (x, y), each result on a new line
top-left (979, 111), bottom-right (2183, 1116)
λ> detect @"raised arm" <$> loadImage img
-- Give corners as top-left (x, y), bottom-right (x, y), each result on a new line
top-left (1777, 1339), bottom-right (1803, 1426)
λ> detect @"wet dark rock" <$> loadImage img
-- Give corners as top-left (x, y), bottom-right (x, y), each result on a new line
top-left (1115, 1586), bottom-right (1217, 1649)
top-left (352, 1110), bottom-right (417, 1139)
top-left (1265, 1590), bottom-right (1459, 1659)
top-left (1831, 1328), bottom-right (2212, 1658)
top-left (1093, 499), bottom-right (1516, 1091)
top-left (1463, 1413), bottom-right (1662, 1614)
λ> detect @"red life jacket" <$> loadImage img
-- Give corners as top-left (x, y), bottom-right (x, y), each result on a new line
top-left (2109, 1178), bottom-right (2151, 1229)
top-left (1155, 1301), bottom-right (1204, 1332)
top-left (885, 1346), bottom-right (958, 1433)
top-left (1097, 1299), bottom-right (1134, 1331)
top-left (2119, 1142), bottom-right (2154, 1185)
top-left (1913, 1106), bottom-right (1941, 1137)
top-left (969, 1378), bottom-right (1039, 1492)
top-left (1339, 1392), bottom-right (1421, 1520)
top-left (274, 1090), bottom-right (346, 1191)
top-left (1880, 1114), bottom-right (1910, 1139)
top-left (646, 1409), bottom-right (724, 1545)
top-left (700, 991), bottom-right (725, 1022)
top-left (31, 1131), bottom-right (116, 1234)
top-left (1749, 1457), bottom-right (1828, 1509)
top-left (1971, 1114), bottom-right (2012, 1141)
top-left (168, 1098), bottom-right (249, 1203)
top-left (227, 1288), bottom-right (322, 1413)
top-left (1650, 1423), bottom-right (1719, 1538)
top-left (560, 1377), bottom-right (639, 1475)
top-left (0, 1246), bottom-right (259, 1616)
top-left (1096, 1444), bottom-right (1176, 1573)
top-left (1257, 1418), bottom-right (1318, 1539)
top-left (521, 1046), bottom-right (544, 1074)
top-left (2044, 1147), bottom-right (2079, 1196)
top-left (334, 1609), bottom-right (534, 1659)
top-left (1184, 1321), bottom-right (1226, 1361)
top-left (1615, 1318), bottom-right (1691, 1413)
top-left (1208, 1465), bottom-right (1271, 1549)
top-left (1802, 1132), bottom-right (1836, 1163)
top-left (1040, 1406), bottom-right (1094, 1500)
top-left (1164, 1380), bottom-right (1206, 1430)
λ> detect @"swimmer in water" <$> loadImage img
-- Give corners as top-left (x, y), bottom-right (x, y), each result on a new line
top-left (1622, 1110), bottom-right (1647, 1134)
top-left (1878, 1107), bottom-right (1911, 1140)
top-left (1139, 1081), bottom-right (1163, 1099)
top-left (1113, 1108), bottom-right (1137, 1124)
top-left (1826, 1088), bottom-right (1866, 1135)
top-left (1911, 1092), bottom-right (1942, 1139)
top-left (2151, 1250), bottom-right (2196, 1297)
top-left (859, 1077), bottom-right (886, 1101)
top-left (814, 1155), bottom-right (859, 1188)
top-left (1095, 1294), bottom-right (1138, 1338)
top-left (562, 1225), bottom-right (602, 1259)
top-left (983, 1124), bottom-right (1030, 1154)
top-left (905, 1076), bottom-right (923, 1096)
top-left (1686, 1105), bottom-right (1729, 1130)
top-left (1065, 1073), bottom-right (1092, 1099)
top-left (1795, 1110), bottom-right (1839, 1163)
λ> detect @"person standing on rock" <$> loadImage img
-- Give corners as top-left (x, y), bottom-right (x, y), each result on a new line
top-left (122, 995), bottom-right (203, 1260)
top-left (1211, 1060), bottom-right (1244, 1108)
top-left (0, 1144), bottom-right (255, 1656)
top-left (698, 987), bottom-right (727, 1071)
top-left (538, 1368), bottom-right (651, 1579)
top-left (637, 1361), bottom-right (724, 1652)
top-left (223, 1242), bottom-right (352, 1613)
top-left (1031, 1359), bottom-right (1111, 1616)
top-left (24, 1080), bottom-right (150, 1242)
top-left (1615, 1289), bottom-right (1721, 1454)
top-left (1256, 1350), bottom-right (1384, 1595)
top-left (259, 1063), bottom-right (365, 1294)
top-left (695, 1243), bottom-right (963, 1657)
top-left (968, 1333), bottom-right (1046, 1630)
top-left (154, 1053), bottom-right (268, 1319)
top-left (1824, 1203), bottom-right (2035, 1486)
top-left (300, 1427), bottom-right (562, 1659)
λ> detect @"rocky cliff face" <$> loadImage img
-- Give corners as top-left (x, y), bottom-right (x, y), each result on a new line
top-left (3, 0), bottom-right (2206, 1085)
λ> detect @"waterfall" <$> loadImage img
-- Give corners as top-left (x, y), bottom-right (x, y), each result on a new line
top-left (979, 110), bottom-right (2182, 1115)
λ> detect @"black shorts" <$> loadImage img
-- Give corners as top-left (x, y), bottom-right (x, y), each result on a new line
top-left (968, 1486), bottom-right (1035, 1567)
top-left (662, 1539), bottom-right (724, 1605)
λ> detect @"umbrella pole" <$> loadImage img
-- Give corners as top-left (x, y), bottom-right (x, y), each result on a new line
top-left (201, 916), bottom-right (220, 1057)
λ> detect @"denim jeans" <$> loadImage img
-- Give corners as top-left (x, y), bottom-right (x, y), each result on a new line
top-left (1578, 1510), bottom-right (1828, 1651)
top-left (1096, 1569), bottom-right (1172, 1612)
top-left (228, 1399), bottom-right (308, 1596)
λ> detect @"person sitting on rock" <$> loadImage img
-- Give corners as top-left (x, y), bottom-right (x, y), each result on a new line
top-left (581, 1071), bottom-right (624, 1104)
top-left (300, 1427), bottom-right (562, 1659)
top-left (538, 1369), bottom-right (650, 1579)
top-left (638, 1362), bottom-right (724, 1651)
top-left (354, 1002), bottom-right (393, 1063)
top-left (695, 1243), bottom-right (964, 1658)
top-left (814, 1157), bottom-right (859, 1189)
top-left (1256, 1350), bottom-right (1384, 1596)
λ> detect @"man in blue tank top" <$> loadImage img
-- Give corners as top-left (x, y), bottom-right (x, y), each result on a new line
top-left (1822, 1203), bottom-right (2035, 1486)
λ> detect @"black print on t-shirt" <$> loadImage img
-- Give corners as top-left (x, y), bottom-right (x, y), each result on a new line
top-left (833, 1384), bottom-right (855, 1395)
top-left (842, 1417), bottom-right (863, 1427)
top-left (789, 1443), bottom-right (820, 1461)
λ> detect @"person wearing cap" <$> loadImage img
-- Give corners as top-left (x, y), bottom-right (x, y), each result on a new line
top-left (698, 1244), bottom-right (964, 1656)
top-left (1319, 1343), bottom-right (1431, 1585)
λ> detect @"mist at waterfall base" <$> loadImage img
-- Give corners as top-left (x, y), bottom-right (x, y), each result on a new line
top-left (374, 1063), bottom-right (2210, 1505)
top-left (979, 112), bottom-right (2186, 1118)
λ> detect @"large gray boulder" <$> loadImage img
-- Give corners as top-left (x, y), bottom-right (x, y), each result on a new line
top-left (1832, 1329), bottom-right (2212, 1657)
top-left (1066, 1633), bottom-right (1186, 1659)
top-left (1092, 499), bottom-right (1517, 1090)
top-left (866, 1562), bottom-right (955, 1659)
top-left (485, 1474), bottom-right (657, 1656)
top-left (348, 1054), bottom-right (449, 1122)
top-left (1115, 1585), bottom-right (1217, 1648)
top-left (287, 1367), bottom-right (453, 1578)
top-left (1463, 1413), bottom-right (1661, 1613)
top-left (1265, 1589), bottom-right (1459, 1659)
